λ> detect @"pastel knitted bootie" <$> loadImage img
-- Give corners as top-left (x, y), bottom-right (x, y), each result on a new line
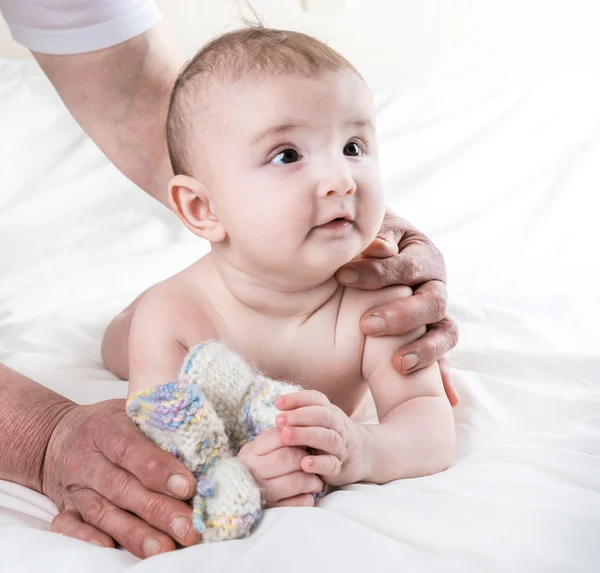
top-left (179, 340), bottom-right (302, 450)
top-left (179, 341), bottom-right (329, 501)
top-left (126, 381), bottom-right (261, 541)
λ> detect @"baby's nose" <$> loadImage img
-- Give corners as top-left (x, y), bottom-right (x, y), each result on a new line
top-left (318, 167), bottom-right (357, 197)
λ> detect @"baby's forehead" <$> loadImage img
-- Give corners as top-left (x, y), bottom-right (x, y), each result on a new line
top-left (199, 69), bottom-right (375, 137)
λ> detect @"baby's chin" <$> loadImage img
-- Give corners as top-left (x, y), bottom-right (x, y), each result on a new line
top-left (302, 239), bottom-right (366, 277)
top-left (304, 217), bottom-right (381, 268)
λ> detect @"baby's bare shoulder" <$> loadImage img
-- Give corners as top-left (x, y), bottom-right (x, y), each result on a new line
top-left (132, 264), bottom-right (217, 343)
top-left (341, 284), bottom-right (413, 320)
top-left (331, 284), bottom-right (414, 358)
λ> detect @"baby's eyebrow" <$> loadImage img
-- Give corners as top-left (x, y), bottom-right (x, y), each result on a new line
top-left (346, 119), bottom-right (375, 131)
top-left (251, 118), bottom-right (374, 145)
top-left (251, 123), bottom-right (298, 145)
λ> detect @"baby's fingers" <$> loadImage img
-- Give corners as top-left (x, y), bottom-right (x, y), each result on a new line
top-left (263, 472), bottom-right (323, 504)
top-left (301, 454), bottom-right (342, 477)
top-left (276, 406), bottom-right (343, 433)
top-left (269, 494), bottom-right (315, 508)
top-left (281, 426), bottom-right (343, 457)
top-left (275, 390), bottom-right (330, 411)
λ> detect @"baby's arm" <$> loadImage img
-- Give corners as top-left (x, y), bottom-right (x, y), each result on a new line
top-left (275, 286), bottom-right (455, 486)
top-left (128, 296), bottom-right (325, 508)
top-left (360, 314), bottom-right (456, 483)
top-left (127, 291), bottom-right (192, 396)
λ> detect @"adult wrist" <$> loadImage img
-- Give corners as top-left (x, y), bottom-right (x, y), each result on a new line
top-left (19, 396), bottom-right (75, 494)
top-left (0, 364), bottom-right (76, 494)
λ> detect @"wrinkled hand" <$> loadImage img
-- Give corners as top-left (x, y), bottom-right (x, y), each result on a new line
top-left (43, 400), bottom-right (201, 558)
top-left (336, 209), bottom-right (460, 406)
top-left (275, 390), bottom-right (367, 487)
top-left (238, 428), bottom-right (323, 507)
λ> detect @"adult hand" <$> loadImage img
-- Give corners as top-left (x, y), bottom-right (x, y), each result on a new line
top-left (43, 400), bottom-right (201, 558)
top-left (336, 209), bottom-right (460, 406)
top-left (238, 428), bottom-right (324, 507)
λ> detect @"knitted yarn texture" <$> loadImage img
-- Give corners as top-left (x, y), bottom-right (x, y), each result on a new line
top-left (126, 340), bottom-right (306, 542)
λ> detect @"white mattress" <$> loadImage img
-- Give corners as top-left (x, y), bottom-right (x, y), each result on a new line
top-left (1, 61), bottom-right (599, 572)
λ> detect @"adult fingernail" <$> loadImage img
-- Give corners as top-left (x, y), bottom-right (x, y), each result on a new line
top-left (377, 236), bottom-right (398, 252)
top-left (402, 353), bottom-right (419, 371)
top-left (364, 315), bottom-right (385, 334)
top-left (143, 538), bottom-right (162, 558)
top-left (172, 516), bottom-right (191, 542)
top-left (91, 540), bottom-right (106, 547)
top-left (337, 268), bottom-right (358, 284)
top-left (167, 473), bottom-right (190, 498)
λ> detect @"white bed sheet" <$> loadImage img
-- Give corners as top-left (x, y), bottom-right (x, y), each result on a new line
top-left (1, 61), bottom-right (599, 572)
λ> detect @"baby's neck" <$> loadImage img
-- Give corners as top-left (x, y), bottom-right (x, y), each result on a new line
top-left (208, 253), bottom-right (341, 320)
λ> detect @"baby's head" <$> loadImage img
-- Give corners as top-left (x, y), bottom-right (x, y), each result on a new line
top-left (167, 27), bottom-right (386, 288)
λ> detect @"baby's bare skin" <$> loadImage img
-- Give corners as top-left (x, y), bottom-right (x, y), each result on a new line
top-left (103, 62), bottom-right (455, 501)
top-left (107, 250), bottom-right (452, 488)
top-left (119, 254), bottom-right (418, 417)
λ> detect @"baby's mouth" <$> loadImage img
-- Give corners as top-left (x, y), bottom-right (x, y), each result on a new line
top-left (314, 216), bottom-right (354, 231)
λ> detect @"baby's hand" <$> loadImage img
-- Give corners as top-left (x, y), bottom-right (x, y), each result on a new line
top-left (237, 428), bottom-right (324, 507)
top-left (275, 391), bottom-right (368, 487)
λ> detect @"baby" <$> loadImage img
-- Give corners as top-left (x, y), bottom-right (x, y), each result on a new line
top-left (102, 27), bottom-right (455, 541)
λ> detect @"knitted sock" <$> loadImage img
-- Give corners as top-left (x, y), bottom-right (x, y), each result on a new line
top-left (179, 341), bottom-right (328, 500)
top-left (179, 340), bottom-right (302, 450)
top-left (126, 381), bottom-right (262, 542)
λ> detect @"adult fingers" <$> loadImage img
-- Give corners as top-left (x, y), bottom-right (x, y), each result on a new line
top-left (97, 415), bottom-right (196, 500)
top-left (360, 280), bottom-right (447, 336)
top-left (391, 316), bottom-right (460, 374)
top-left (337, 211), bottom-right (446, 289)
top-left (77, 458), bottom-right (199, 546)
top-left (377, 210), bottom-right (411, 246)
top-left (337, 246), bottom-right (444, 290)
top-left (70, 488), bottom-right (176, 559)
top-left (360, 236), bottom-right (399, 259)
top-left (438, 355), bottom-right (460, 407)
top-left (51, 508), bottom-right (115, 549)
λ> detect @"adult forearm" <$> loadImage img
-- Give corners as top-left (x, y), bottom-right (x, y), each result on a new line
top-left (33, 23), bottom-right (185, 205)
top-left (0, 364), bottom-right (75, 492)
top-left (360, 396), bottom-right (455, 484)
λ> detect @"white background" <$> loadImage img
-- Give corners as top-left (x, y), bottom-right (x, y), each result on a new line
top-left (1, 2), bottom-right (599, 570)
top-left (1, 0), bottom-right (600, 72)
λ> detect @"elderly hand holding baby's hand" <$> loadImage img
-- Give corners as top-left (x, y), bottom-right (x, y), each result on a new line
top-left (336, 209), bottom-right (460, 406)
top-left (275, 390), bottom-right (368, 487)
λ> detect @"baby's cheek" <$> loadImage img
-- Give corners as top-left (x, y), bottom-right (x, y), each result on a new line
top-left (358, 204), bottom-right (385, 247)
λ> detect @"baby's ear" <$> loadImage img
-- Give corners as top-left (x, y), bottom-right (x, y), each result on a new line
top-left (168, 175), bottom-right (227, 242)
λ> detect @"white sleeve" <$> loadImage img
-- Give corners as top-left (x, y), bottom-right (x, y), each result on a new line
top-left (0, 0), bottom-right (162, 55)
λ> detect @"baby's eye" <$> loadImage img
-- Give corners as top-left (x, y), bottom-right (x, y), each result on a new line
top-left (270, 149), bottom-right (300, 165)
top-left (343, 141), bottom-right (362, 157)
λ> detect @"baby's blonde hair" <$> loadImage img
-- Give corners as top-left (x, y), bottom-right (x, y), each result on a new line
top-left (166, 26), bottom-right (359, 176)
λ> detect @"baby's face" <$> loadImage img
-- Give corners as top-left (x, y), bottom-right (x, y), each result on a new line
top-left (198, 69), bottom-right (386, 285)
